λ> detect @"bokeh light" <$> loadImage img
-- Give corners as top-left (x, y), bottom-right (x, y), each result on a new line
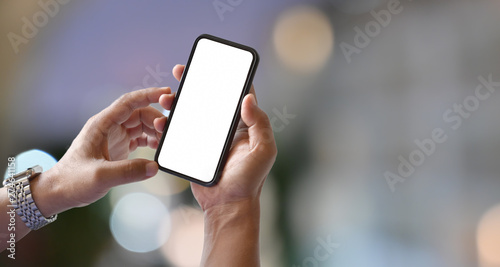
top-left (477, 204), bottom-right (500, 267)
top-left (109, 146), bottom-right (190, 210)
top-left (273, 5), bottom-right (334, 74)
top-left (161, 206), bottom-right (204, 266)
top-left (3, 149), bottom-right (57, 179)
top-left (110, 193), bottom-right (170, 253)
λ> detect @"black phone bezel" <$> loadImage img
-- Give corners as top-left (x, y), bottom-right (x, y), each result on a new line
top-left (154, 34), bottom-right (260, 187)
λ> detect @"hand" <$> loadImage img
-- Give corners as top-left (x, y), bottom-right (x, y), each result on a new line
top-left (154, 64), bottom-right (277, 266)
top-left (154, 65), bottom-right (278, 211)
top-left (34, 87), bottom-right (176, 216)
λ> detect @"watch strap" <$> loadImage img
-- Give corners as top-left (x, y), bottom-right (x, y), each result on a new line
top-left (5, 165), bottom-right (57, 230)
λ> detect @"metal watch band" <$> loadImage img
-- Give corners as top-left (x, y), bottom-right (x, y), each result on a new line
top-left (4, 165), bottom-right (57, 230)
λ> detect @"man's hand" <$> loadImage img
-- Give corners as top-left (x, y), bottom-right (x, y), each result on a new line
top-left (1, 86), bottom-right (176, 250)
top-left (33, 87), bottom-right (176, 216)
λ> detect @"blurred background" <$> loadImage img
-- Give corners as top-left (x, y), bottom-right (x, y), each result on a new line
top-left (1, 0), bottom-right (500, 266)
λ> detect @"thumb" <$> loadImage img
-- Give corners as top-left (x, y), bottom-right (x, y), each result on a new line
top-left (241, 94), bottom-right (276, 151)
top-left (99, 159), bottom-right (158, 187)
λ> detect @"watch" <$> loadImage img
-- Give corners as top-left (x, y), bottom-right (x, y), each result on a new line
top-left (3, 165), bottom-right (57, 230)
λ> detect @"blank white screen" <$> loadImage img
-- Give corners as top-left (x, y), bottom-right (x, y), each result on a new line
top-left (158, 38), bottom-right (253, 183)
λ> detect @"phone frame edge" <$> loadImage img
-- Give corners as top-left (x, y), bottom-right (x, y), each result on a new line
top-left (154, 33), bottom-right (260, 187)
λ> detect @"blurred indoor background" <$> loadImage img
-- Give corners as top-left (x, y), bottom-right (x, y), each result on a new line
top-left (1, 0), bottom-right (500, 266)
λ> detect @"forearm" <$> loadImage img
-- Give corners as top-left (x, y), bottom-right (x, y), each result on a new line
top-left (202, 199), bottom-right (261, 267)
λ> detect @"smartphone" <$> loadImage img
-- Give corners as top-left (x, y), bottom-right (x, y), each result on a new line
top-left (155, 34), bottom-right (259, 186)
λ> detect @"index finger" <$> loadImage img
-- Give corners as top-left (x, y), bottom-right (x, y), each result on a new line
top-left (104, 87), bottom-right (171, 125)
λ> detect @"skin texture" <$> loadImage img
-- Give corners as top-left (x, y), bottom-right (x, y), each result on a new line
top-left (0, 65), bottom-right (277, 267)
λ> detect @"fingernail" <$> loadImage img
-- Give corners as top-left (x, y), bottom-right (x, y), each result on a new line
top-left (146, 162), bottom-right (158, 177)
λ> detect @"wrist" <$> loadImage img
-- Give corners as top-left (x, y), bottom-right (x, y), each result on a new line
top-left (29, 167), bottom-right (66, 217)
top-left (204, 198), bottom-right (260, 226)
top-left (202, 198), bottom-right (261, 266)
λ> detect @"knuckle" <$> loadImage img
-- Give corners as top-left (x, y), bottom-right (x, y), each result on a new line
top-left (87, 114), bottom-right (98, 125)
top-left (117, 93), bottom-right (135, 113)
top-left (117, 93), bottom-right (131, 106)
top-left (118, 92), bottom-right (131, 102)
top-left (85, 113), bottom-right (108, 137)
top-left (84, 114), bottom-right (100, 133)
top-left (253, 140), bottom-right (278, 162)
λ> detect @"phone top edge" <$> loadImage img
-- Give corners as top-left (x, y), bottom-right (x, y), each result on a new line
top-left (196, 34), bottom-right (260, 62)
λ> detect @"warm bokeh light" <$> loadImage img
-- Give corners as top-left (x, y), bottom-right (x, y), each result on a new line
top-left (477, 204), bottom-right (500, 267)
top-left (161, 206), bottom-right (204, 266)
top-left (110, 193), bottom-right (170, 253)
top-left (109, 146), bottom-right (190, 210)
top-left (130, 146), bottom-right (191, 196)
top-left (273, 5), bottom-right (334, 74)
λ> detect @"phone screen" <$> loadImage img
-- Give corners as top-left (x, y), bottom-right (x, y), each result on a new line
top-left (155, 35), bottom-right (259, 186)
